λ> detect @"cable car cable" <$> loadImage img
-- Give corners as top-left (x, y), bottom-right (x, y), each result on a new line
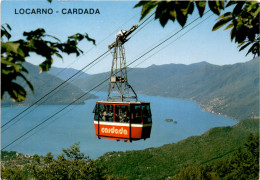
top-left (2, 50), bottom-right (110, 131)
top-left (1, 50), bottom-right (110, 129)
top-left (130, 13), bottom-right (214, 69)
top-left (2, 12), bottom-right (209, 150)
top-left (2, 76), bottom-right (111, 150)
top-left (2, 11), bottom-right (210, 150)
top-left (129, 13), bottom-right (155, 38)
top-left (53, 13), bottom-right (139, 78)
top-left (127, 11), bottom-right (210, 68)
top-left (2, 13), bottom-right (153, 129)
top-left (2, 52), bottom-right (111, 133)
top-left (129, 14), bottom-right (214, 92)
top-left (6, 88), bottom-right (107, 151)
top-left (3, 18), bottom-right (153, 146)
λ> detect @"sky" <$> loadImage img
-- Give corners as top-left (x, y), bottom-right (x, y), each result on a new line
top-left (1, 0), bottom-right (254, 74)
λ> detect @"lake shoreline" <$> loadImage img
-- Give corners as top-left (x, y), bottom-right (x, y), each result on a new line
top-left (134, 92), bottom-right (238, 122)
top-left (1, 89), bottom-right (238, 122)
top-left (2, 92), bottom-right (237, 159)
top-left (1, 94), bottom-right (98, 107)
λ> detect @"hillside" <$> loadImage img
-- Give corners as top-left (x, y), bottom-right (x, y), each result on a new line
top-left (95, 119), bottom-right (259, 179)
top-left (1, 119), bottom-right (258, 179)
top-left (1, 62), bottom-right (96, 106)
top-left (47, 66), bottom-right (90, 80)
top-left (73, 58), bottom-right (259, 120)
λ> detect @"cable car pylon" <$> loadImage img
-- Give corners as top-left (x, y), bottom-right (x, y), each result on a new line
top-left (107, 25), bottom-right (138, 101)
top-left (93, 25), bottom-right (152, 142)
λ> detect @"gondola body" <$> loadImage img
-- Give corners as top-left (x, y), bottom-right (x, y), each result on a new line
top-left (93, 101), bottom-right (152, 141)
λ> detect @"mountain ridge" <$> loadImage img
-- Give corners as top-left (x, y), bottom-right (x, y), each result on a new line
top-left (72, 58), bottom-right (259, 120)
top-left (47, 66), bottom-right (90, 80)
top-left (1, 62), bottom-right (96, 106)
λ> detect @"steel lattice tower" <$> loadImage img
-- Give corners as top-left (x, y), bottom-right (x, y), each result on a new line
top-left (107, 25), bottom-right (138, 101)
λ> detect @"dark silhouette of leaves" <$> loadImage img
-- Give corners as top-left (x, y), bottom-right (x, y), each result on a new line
top-left (1, 24), bottom-right (95, 102)
top-left (134, 0), bottom-right (259, 57)
top-left (213, 1), bottom-right (259, 57)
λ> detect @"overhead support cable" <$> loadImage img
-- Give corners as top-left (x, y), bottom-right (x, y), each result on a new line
top-left (2, 12), bottom-right (154, 129)
top-left (1, 50), bottom-right (110, 129)
top-left (2, 52), bottom-right (111, 133)
top-left (2, 11), bottom-right (211, 150)
top-left (54, 13), bottom-right (139, 78)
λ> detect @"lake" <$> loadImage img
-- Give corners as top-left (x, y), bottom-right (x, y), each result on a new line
top-left (1, 92), bottom-right (237, 159)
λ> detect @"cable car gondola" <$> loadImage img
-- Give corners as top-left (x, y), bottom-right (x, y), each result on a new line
top-left (94, 101), bottom-right (152, 141)
top-left (93, 25), bottom-right (152, 142)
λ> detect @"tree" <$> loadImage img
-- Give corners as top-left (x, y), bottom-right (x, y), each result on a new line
top-left (134, 0), bottom-right (259, 57)
top-left (1, 24), bottom-right (95, 102)
top-left (227, 133), bottom-right (259, 179)
top-left (171, 133), bottom-right (259, 180)
top-left (1, 166), bottom-right (27, 180)
top-left (28, 142), bottom-right (108, 180)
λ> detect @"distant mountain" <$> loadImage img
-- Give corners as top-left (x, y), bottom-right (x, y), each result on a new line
top-left (72, 58), bottom-right (259, 120)
top-left (47, 67), bottom-right (90, 80)
top-left (1, 62), bottom-right (96, 106)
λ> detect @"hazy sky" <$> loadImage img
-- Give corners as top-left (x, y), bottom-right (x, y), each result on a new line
top-left (2, 0), bottom-right (254, 74)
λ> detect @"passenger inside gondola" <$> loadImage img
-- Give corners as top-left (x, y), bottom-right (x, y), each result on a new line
top-left (94, 104), bottom-right (114, 122)
top-left (122, 111), bottom-right (129, 122)
top-left (108, 109), bottom-right (113, 121)
top-left (132, 105), bottom-right (142, 124)
top-left (142, 105), bottom-right (151, 123)
top-left (115, 105), bottom-right (130, 123)
top-left (102, 110), bottom-right (107, 121)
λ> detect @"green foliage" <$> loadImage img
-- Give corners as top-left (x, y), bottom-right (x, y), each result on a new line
top-left (135, 1), bottom-right (259, 57)
top-left (62, 142), bottom-right (87, 161)
top-left (1, 24), bottom-right (95, 102)
top-left (1, 151), bottom-right (34, 168)
top-left (1, 120), bottom-right (258, 179)
top-left (213, 1), bottom-right (260, 57)
top-left (171, 133), bottom-right (259, 180)
top-left (44, 152), bottom-right (54, 164)
top-left (95, 119), bottom-right (259, 179)
top-left (1, 150), bottom-right (17, 160)
top-left (1, 166), bottom-right (27, 180)
top-left (1, 145), bottom-right (122, 180)
top-left (135, 1), bottom-right (224, 27)
top-left (1, 151), bottom-right (32, 179)
top-left (33, 154), bottom-right (40, 164)
top-left (28, 142), bottom-right (108, 180)
top-left (1, 62), bottom-right (96, 106)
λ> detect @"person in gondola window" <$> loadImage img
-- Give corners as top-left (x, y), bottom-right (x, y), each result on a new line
top-left (108, 109), bottom-right (113, 121)
top-left (102, 110), bottom-right (107, 121)
top-left (122, 111), bottom-right (129, 122)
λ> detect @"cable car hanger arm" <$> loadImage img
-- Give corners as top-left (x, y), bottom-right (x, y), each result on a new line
top-left (108, 25), bottom-right (138, 50)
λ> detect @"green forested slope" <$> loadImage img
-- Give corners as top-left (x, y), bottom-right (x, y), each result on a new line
top-left (1, 119), bottom-right (258, 179)
top-left (73, 59), bottom-right (259, 120)
top-left (1, 62), bottom-right (96, 106)
top-left (95, 119), bottom-right (259, 179)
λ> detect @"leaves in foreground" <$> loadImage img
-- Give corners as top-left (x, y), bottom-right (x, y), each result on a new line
top-left (134, 0), bottom-right (259, 57)
top-left (1, 24), bottom-right (95, 102)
